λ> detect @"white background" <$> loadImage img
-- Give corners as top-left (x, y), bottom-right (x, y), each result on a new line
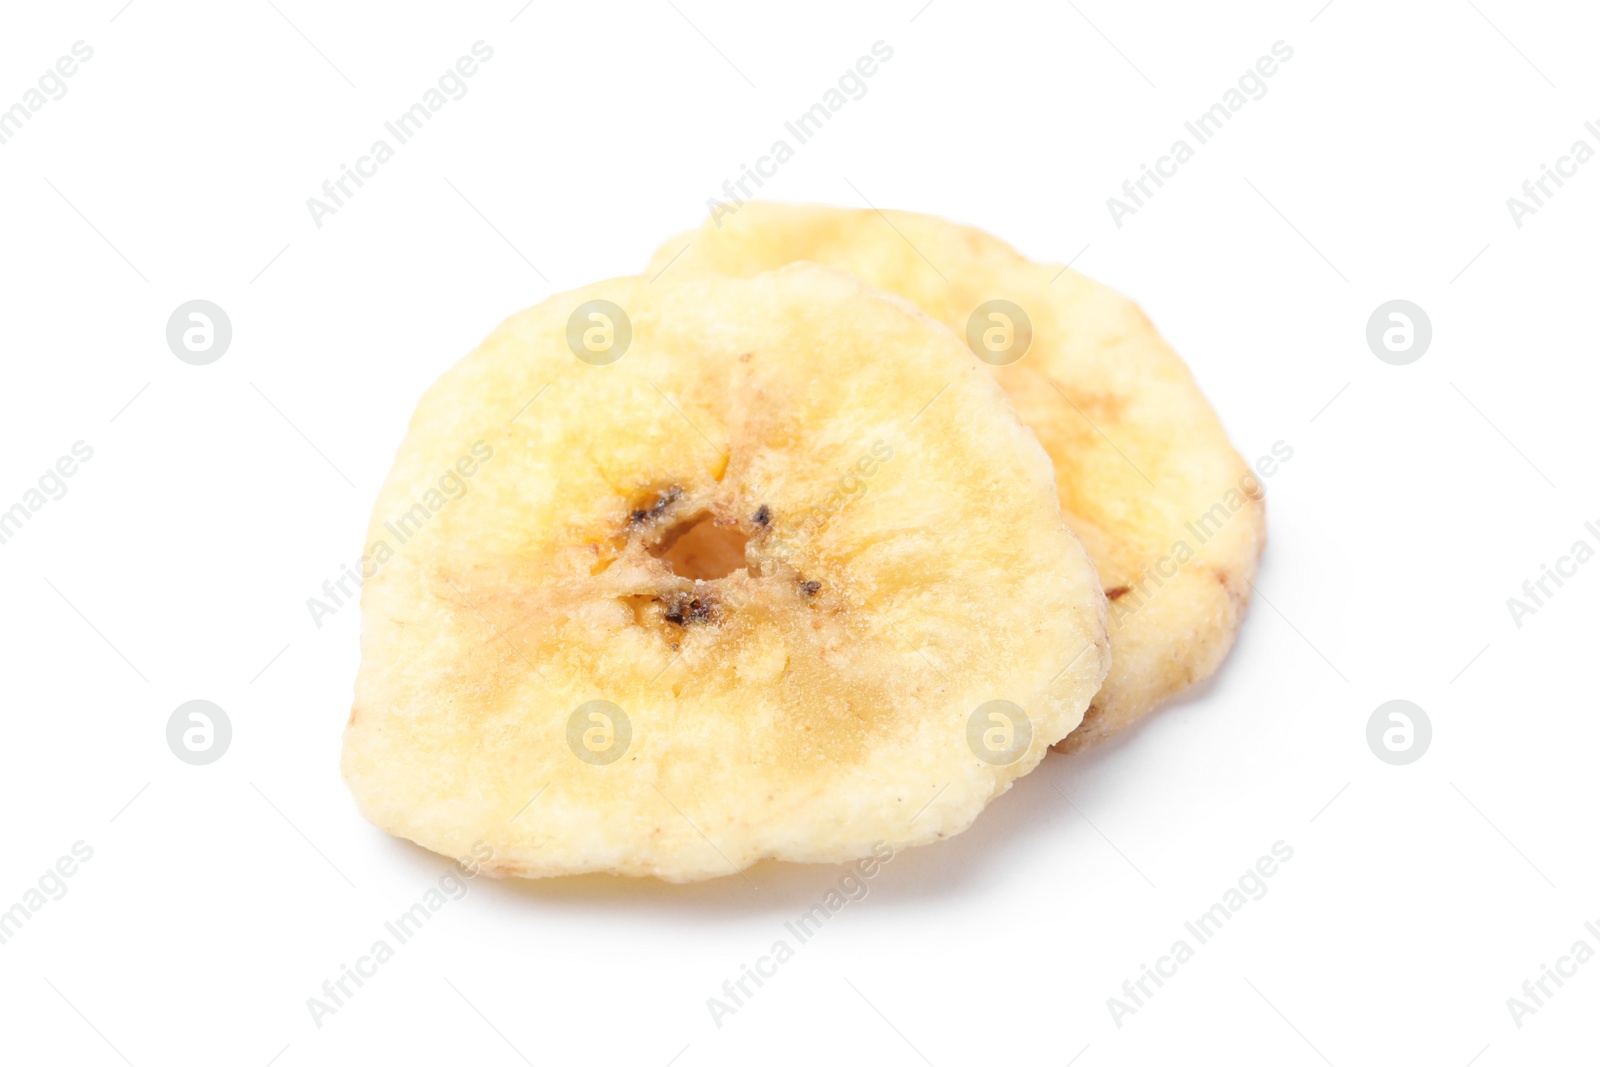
top-left (1, 1), bottom-right (1595, 1064)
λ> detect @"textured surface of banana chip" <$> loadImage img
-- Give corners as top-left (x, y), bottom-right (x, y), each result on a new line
top-left (648, 206), bottom-right (1264, 749)
top-left (342, 264), bottom-right (1109, 881)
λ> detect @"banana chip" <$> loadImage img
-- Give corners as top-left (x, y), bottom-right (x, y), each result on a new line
top-left (649, 206), bottom-right (1264, 748)
top-left (342, 264), bottom-right (1109, 881)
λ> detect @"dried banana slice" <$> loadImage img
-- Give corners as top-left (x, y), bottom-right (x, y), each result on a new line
top-left (341, 263), bottom-right (1109, 881)
top-left (648, 206), bottom-right (1263, 749)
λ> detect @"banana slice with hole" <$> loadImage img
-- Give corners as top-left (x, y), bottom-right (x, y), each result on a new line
top-left (341, 263), bottom-right (1109, 881)
top-left (647, 205), bottom-right (1264, 749)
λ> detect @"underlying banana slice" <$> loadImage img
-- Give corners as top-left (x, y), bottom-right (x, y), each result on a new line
top-left (647, 205), bottom-right (1264, 749)
top-left (341, 264), bottom-right (1109, 881)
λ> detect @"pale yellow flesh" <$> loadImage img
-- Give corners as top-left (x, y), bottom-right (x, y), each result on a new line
top-left (647, 205), bottom-right (1264, 748)
top-left (342, 265), bottom-right (1110, 881)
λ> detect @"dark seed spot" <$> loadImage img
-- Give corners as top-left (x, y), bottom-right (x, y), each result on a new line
top-left (630, 486), bottom-right (682, 525)
top-left (800, 580), bottom-right (821, 596)
top-left (1106, 586), bottom-right (1130, 600)
top-left (663, 591), bottom-right (717, 626)
top-left (753, 504), bottom-right (771, 526)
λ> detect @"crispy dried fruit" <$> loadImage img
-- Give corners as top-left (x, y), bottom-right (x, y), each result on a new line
top-left (341, 264), bottom-right (1109, 881)
top-left (648, 205), bottom-right (1264, 748)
